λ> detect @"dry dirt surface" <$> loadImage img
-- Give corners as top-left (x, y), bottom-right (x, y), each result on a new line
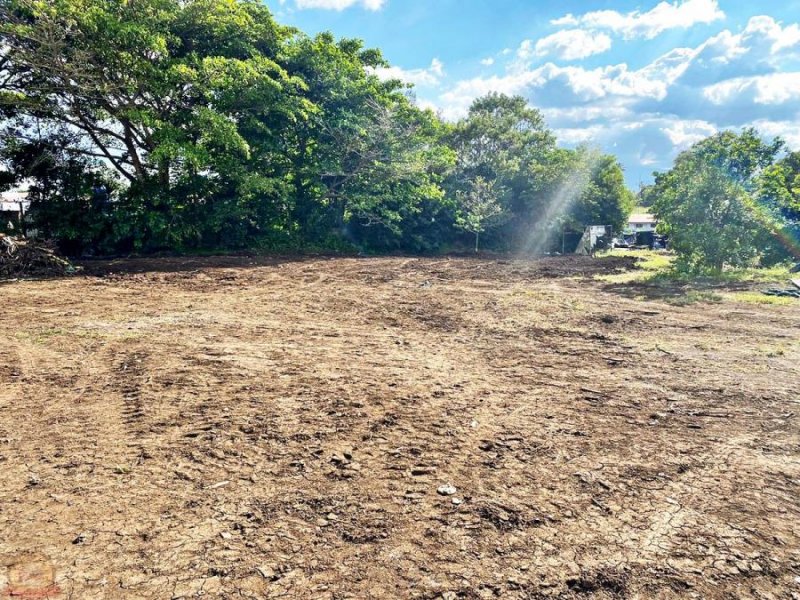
top-left (1, 255), bottom-right (799, 600)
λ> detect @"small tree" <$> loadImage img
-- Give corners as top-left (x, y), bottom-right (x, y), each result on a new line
top-left (455, 176), bottom-right (506, 253)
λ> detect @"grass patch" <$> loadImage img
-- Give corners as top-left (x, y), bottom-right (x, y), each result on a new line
top-left (653, 262), bottom-right (794, 286)
top-left (724, 291), bottom-right (797, 306)
top-left (15, 328), bottom-right (67, 345)
top-left (758, 345), bottom-right (786, 357)
top-left (597, 250), bottom-right (797, 306)
top-left (638, 253), bottom-right (674, 273)
top-left (595, 249), bottom-right (793, 292)
top-left (598, 250), bottom-right (793, 284)
top-left (693, 263), bottom-right (794, 285)
top-left (756, 340), bottom-right (799, 356)
top-left (595, 250), bottom-right (674, 283)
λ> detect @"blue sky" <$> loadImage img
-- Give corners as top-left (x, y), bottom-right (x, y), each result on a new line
top-left (267, 0), bottom-right (800, 187)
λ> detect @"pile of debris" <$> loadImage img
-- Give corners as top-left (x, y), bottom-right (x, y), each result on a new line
top-left (0, 235), bottom-right (76, 279)
top-left (763, 279), bottom-right (800, 299)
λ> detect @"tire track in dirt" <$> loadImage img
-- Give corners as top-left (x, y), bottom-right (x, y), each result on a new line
top-left (116, 350), bottom-right (150, 438)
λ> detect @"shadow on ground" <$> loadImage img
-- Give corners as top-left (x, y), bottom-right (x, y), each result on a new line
top-left (600, 278), bottom-right (757, 302)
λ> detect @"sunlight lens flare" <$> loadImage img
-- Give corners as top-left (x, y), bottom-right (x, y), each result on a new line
top-left (521, 153), bottom-right (602, 256)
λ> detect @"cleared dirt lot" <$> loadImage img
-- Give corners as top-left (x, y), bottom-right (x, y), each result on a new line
top-left (1, 255), bottom-right (799, 599)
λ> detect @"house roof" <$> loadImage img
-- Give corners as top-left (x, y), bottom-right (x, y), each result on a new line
top-left (629, 213), bottom-right (657, 224)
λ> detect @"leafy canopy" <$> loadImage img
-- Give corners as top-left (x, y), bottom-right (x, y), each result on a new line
top-left (651, 129), bottom-right (792, 272)
top-left (0, 1), bottom-right (636, 256)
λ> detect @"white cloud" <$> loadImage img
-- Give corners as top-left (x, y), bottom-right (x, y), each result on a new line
top-left (646, 16), bottom-right (800, 124)
top-left (661, 120), bottom-right (718, 148)
top-left (481, 57), bottom-right (495, 66)
top-left (294, 0), bottom-right (384, 10)
top-left (682, 15), bottom-right (800, 85)
top-left (538, 59), bottom-right (687, 103)
top-left (437, 71), bottom-right (539, 118)
top-left (532, 29), bottom-right (612, 61)
top-left (639, 152), bottom-right (660, 166)
top-left (746, 119), bottom-right (800, 149)
top-left (542, 63), bottom-right (670, 101)
top-left (552, 115), bottom-right (725, 173)
top-left (702, 72), bottom-right (800, 105)
top-left (435, 58), bottom-right (682, 121)
top-left (516, 40), bottom-right (534, 63)
top-left (438, 47), bottom-right (701, 119)
top-left (551, 14), bottom-right (579, 27)
top-left (554, 124), bottom-right (609, 144)
top-left (372, 58), bottom-right (444, 87)
top-left (542, 104), bottom-right (634, 125)
top-left (745, 15), bottom-right (800, 55)
top-left (552, 0), bottom-right (724, 40)
top-left (426, 8), bottom-right (799, 182)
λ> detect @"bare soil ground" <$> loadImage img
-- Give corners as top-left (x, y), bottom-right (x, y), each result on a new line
top-left (1, 255), bottom-right (799, 599)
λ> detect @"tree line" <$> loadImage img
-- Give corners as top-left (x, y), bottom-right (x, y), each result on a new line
top-left (0, 0), bottom-right (633, 256)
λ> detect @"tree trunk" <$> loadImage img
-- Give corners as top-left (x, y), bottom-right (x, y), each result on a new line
top-left (159, 160), bottom-right (170, 189)
top-left (333, 196), bottom-right (347, 234)
top-left (475, 231), bottom-right (480, 254)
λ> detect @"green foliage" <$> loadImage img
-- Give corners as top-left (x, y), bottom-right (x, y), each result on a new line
top-left (0, 1), bottom-right (633, 256)
top-left (0, 133), bottom-right (118, 252)
top-left (651, 130), bottom-right (789, 273)
top-left (1, 0), bottom-right (305, 251)
top-left (447, 97), bottom-right (634, 252)
top-left (568, 150), bottom-right (635, 234)
top-left (455, 176), bottom-right (507, 252)
top-left (448, 94), bottom-right (560, 249)
top-left (636, 183), bottom-right (655, 208)
top-left (756, 151), bottom-right (800, 264)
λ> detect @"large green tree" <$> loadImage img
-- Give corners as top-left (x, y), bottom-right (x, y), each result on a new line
top-left (1, 0), bottom-right (309, 250)
top-left (651, 129), bottom-right (786, 272)
top-left (566, 149), bottom-right (635, 234)
top-left (283, 34), bottom-right (453, 249)
top-left (448, 94), bottom-right (564, 249)
top-left (448, 95), bottom-right (633, 252)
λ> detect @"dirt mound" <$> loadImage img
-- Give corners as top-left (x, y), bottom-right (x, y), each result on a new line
top-left (0, 235), bottom-right (75, 279)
